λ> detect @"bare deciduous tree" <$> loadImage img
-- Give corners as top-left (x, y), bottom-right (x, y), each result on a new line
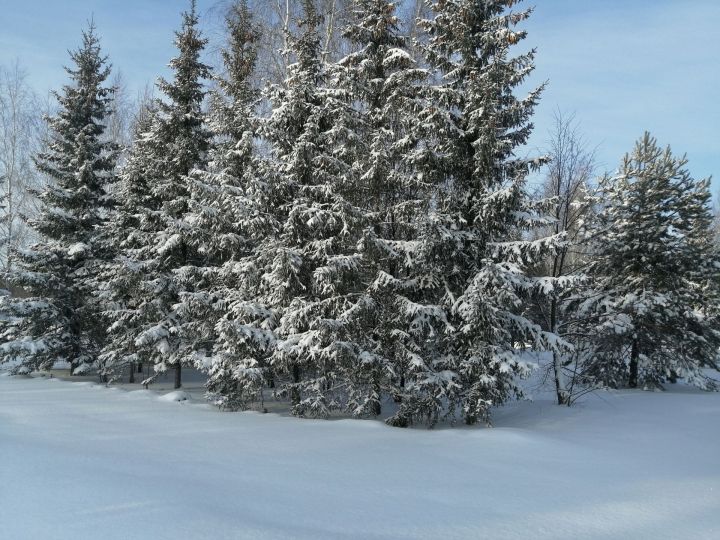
top-left (536, 111), bottom-right (596, 405)
top-left (0, 61), bottom-right (43, 280)
top-left (105, 71), bottom-right (134, 152)
top-left (406, 0), bottom-right (431, 44)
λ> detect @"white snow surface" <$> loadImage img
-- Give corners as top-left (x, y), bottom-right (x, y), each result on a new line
top-left (66, 242), bottom-right (89, 257)
top-left (157, 390), bottom-right (192, 402)
top-left (1, 372), bottom-right (719, 540)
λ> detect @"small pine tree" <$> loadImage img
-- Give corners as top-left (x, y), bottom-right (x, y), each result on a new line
top-left (0, 23), bottom-right (117, 375)
top-left (580, 132), bottom-right (720, 389)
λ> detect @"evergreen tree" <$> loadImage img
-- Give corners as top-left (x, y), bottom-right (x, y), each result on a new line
top-left (0, 23), bottom-right (116, 375)
top-left (177, 0), bottom-right (271, 408)
top-left (246, 0), bottom-right (367, 417)
top-left (380, 0), bottom-right (562, 426)
top-left (97, 99), bottom-right (159, 381)
top-left (105, 1), bottom-right (211, 388)
top-left (580, 132), bottom-right (720, 389)
top-left (331, 0), bottom-right (430, 417)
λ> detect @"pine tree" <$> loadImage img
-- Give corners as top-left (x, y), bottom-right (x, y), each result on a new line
top-left (379, 0), bottom-right (562, 426)
top-left (242, 0), bottom-right (368, 417)
top-left (0, 23), bottom-right (116, 375)
top-left (106, 1), bottom-right (211, 388)
top-left (330, 0), bottom-right (430, 417)
top-left (175, 0), bottom-right (272, 409)
top-left (580, 132), bottom-right (720, 389)
top-left (97, 99), bottom-right (159, 381)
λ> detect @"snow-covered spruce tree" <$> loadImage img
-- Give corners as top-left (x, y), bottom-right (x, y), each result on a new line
top-left (172, 0), bottom-right (274, 409)
top-left (329, 0), bottom-right (431, 417)
top-left (0, 24), bottom-right (117, 375)
top-left (379, 0), bottom-right (563, 426)
top-left (251, 0), bottom-right (369, 417)
top-left (97, 99), bottom-right (159, 382)
top-left (580, 132), bottom-right (720, 390)
top-left (107, 1), bottom-right (211, 389)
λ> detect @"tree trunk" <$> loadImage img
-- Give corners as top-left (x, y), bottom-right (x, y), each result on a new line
top-left (290, 365), bottom-right (300, 405)
top-left (174, 364), bottom-right (182, 389)
top-left (393, 374), bottom-right (406, 403)
top-left (129, 362), bottom-right (135, 384)
top-left (629, 339), bottom-right (639, 388)
top-left (553, 352), bottom-right (570, 405)
top-left (371, 381), bottom-right (382, 416)
top-left (550, 297), bottom-right (569, 405)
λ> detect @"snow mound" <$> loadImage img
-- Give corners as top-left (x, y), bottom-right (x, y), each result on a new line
top-left (158, 391), bottom-right (192, 402)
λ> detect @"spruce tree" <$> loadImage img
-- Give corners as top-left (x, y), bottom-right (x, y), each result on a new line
top-left (0, 23), bottom-right (116, 374)
top-left (380, 0), bottom-right (562, 426)
top-left (175, 0), bottom-right (271, 408)
top-left (581, 132), bottom-right (720, 389)
top-left (106, 1), bottom-right (211, 388)
top-left (241, 0), bottom-right (368, 417)
top-left (97, 100), bottom-right (159, 381)
top-left (331, 0), bottom-right (430, 417)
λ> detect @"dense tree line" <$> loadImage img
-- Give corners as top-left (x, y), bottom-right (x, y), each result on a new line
top-left (1, 0), bottom-right (718, 427)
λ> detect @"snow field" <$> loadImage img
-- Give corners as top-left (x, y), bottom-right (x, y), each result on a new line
top-left (0, 372), bottom-right (718, 540)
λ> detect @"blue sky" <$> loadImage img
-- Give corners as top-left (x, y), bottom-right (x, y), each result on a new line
top-left (526, 0), bottom-right (719, 187)
top-left (0, 0), bottom-right (718, 188)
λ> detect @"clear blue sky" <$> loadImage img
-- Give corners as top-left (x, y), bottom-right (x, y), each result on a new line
top-left (0, 0), bottom-right (718, 187)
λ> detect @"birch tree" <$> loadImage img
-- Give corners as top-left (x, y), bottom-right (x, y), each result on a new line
top-left (0, 62), bottom-right (42, 279)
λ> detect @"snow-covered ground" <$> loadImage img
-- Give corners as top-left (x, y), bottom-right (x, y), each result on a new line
top-left (1, 372), bottom-right (718, 540)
